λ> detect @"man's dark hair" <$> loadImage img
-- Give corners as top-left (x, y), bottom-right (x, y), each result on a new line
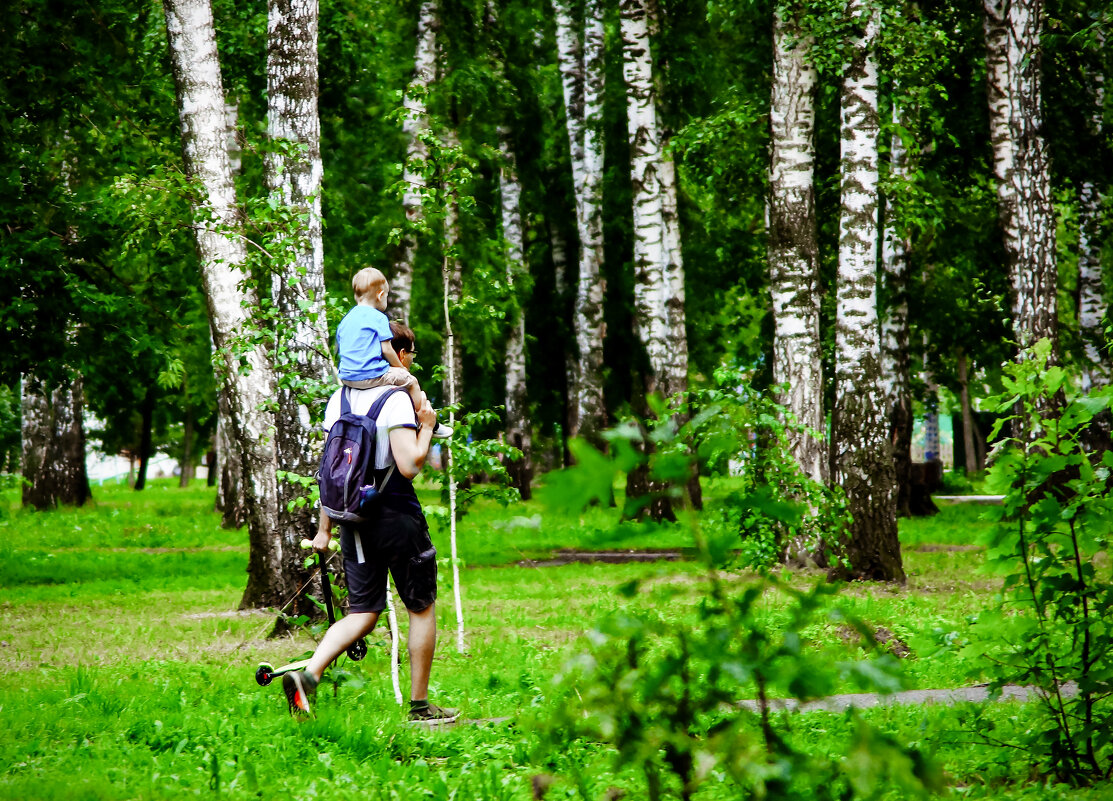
top-left (389, 320), bottom-right (416, 353)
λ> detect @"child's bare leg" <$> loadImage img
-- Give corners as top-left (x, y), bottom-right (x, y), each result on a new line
top-left (406, 379), bottom-right (425, 413)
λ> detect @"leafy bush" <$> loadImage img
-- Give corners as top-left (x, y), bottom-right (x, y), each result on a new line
top-left (541, 567), bottom-right (942, 800)
top-left (536, 405), bottom-right (938, 799)
top-left (963, 340), bottom-right (1113, 785)
top-left (552, 367), bottom-right (848, 570)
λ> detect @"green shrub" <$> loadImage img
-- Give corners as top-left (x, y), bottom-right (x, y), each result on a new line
top-left (541, 570), bottom-right (942, 800)
top-left (963, 340), bottom-right (1113, 785)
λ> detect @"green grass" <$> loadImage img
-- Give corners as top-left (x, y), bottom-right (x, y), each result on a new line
top-left (0, 478), bottom-right (1106, 800)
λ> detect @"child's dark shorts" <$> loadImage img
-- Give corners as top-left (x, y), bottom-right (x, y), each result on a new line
top-left (337, 508), bottom-right (437, 613)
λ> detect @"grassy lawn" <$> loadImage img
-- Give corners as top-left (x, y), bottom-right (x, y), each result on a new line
top-left (0, 478), bottom-right (1106, 800)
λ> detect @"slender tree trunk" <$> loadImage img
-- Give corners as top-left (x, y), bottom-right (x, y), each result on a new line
top-left (768, 7), bottom-right (825, 490)
top-left (266, 0), bottom-right (333, 616)
top-left (1079, 39), bottom-right (1107, 393)
top-left (179, 395), bottom-right (194, 487)
top-left (443, 189), bottom-right (464, 412)
top-left (392, 0), bottom-right (439, 323)
top-left (984, 0), bottom-right (1058, 359)
top-left (645, 0), bottom-right (699, 512)
top-left (162, 0), bottom-right (281, 606)
top-left (498, 128), bottom-right (533, 500)
top-left (828, 0), bottom-right (903, 583)
top-left (20, 373), bottom-right (90, 509)
top-left (134, 387), bottom-right (155, 491)
top-left (1077, 44), bottom-right (1110, 454)
top-left (553, 0), bottom-right (607, 445)
top-left (881, 103), bottom-right (913, 517)
top-left (442, 240), bottom-right (465, 653)
top-left (550, 222), bottom-right (576, 467)
top-left (956, 348), bottom-right (979, 475)
top-left (620, 0), bottom-right (689, 522)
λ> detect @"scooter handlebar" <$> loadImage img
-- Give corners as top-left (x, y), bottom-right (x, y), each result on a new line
top-left (299, 538), bottom-right (341, 552)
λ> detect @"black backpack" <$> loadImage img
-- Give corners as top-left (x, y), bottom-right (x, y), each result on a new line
top-left (318, 387), bottom-right (404, 523)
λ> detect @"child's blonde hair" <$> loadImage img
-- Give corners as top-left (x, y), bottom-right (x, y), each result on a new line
top-left (352, 267), bottom-right (388, 302)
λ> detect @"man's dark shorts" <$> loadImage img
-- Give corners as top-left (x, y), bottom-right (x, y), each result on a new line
top-left (338, 507), bottom-right (437, 614)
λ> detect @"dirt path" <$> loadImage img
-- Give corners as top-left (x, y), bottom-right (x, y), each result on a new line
top-left (737, 682), bottom-right (1078, 714)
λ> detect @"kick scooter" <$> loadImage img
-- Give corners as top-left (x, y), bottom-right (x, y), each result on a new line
top-left (254, 539), bottom-right (367, 686)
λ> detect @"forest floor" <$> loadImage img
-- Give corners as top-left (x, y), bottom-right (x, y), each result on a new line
top-left (0, 476), bottom-right (1108, 800)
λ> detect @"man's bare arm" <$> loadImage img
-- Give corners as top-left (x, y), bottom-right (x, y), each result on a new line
top-left (389, 394), bottom-right (437, 478)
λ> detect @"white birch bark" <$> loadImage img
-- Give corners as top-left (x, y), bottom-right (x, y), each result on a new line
top-left (392, 0), bottom-right (439, 323)
top-left (215, 103), bottom-right (245, 527)
top-left (162, 0), bottom-right (281, 605)
top-left (984, 0), bottom-right (1058, 357)
top-left (620, 0), bottom-right (686, 401)
top-left (266, 0), bottom-right (334, 608)
top-left (553, 0), bottom-right (607, 442)
top-left (768, 7), bottom-right (825, 486)
top-left (1078, 36), bottom-right (1106, 392)
top-left (881, 102), bottom-right (914, 512)
top-left (831, 0), bottom-right (903, 582)
top-left (499, 127), bottom-right (533, 499)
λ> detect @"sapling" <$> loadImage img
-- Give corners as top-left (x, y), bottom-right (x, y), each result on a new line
top-left (964, 339), bottom-right (1113, 784)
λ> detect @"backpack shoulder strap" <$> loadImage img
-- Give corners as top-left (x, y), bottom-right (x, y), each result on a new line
top-left (340, 387), bottom-right (353, 417)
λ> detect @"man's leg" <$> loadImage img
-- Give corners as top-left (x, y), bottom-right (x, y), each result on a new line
top-left (406, 602), bottom-right (436, 702)
top-left (306, 611), bottom-right (380, 681)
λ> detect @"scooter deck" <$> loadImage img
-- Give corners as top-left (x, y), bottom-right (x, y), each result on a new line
top-left (268, 658), bottom-right (311, 676)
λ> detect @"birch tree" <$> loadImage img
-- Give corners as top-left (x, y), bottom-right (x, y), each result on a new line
top-left (499, 127), bottom-right (533, 499)
top-left (881, 105), bottom-right (914, 513)
top-left (620, 0), bottom-right (690, 521)
top-left (1078, 34), bottom-right (1107, 394)
top-left (768, 4), bottom-right (825, 489)
top-left (20, 373), bottom-right (90, 510)
top-left (553, 0), bottom-right (607, 444)
top-left (620, 0), bottom-right (688, 403)
top-left (161, 0), bottom-right (283, 606)
top-left (392, 0), bottom-right (439, 323)
top-left (830, 0), bottom-right (903, 583)
top-left (984, 0), bottom-right (1058, 359)
top-left (265, 0), bottom-right (334, 609)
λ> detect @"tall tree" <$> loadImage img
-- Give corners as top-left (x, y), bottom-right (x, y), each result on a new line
top-left (392, 0), bottom-right (439, 323)
top-left (553, 0), bottom-right (608, 444)
top-left (768, 4), bottom-right (825, 490)
top-left (265, 0), bottom-right (334, 611)
top-left (829, 0), bottom-right (903, 582)
top-left (161, 0), bottom-right (283, 606)
top-left (499, 126), bottom-right (533, 499)
top-left (984, 0), bottom-right (1058, 358)
top-left (881, 103), bottom-right (914, 512)
top-left (620, 0), bottom-right (691, 521)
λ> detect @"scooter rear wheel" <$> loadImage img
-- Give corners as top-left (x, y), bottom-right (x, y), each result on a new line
top-left (347, 638), bottom-right (368, 661)
top-left (255, 664), bottom-right (274, 686)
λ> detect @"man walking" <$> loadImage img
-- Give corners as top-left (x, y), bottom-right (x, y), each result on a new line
top-left (283, 323), bottom-right (457, 724)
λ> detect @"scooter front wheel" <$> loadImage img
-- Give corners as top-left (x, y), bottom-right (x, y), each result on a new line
top-left (255, 664), bottom-right (274, 686)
